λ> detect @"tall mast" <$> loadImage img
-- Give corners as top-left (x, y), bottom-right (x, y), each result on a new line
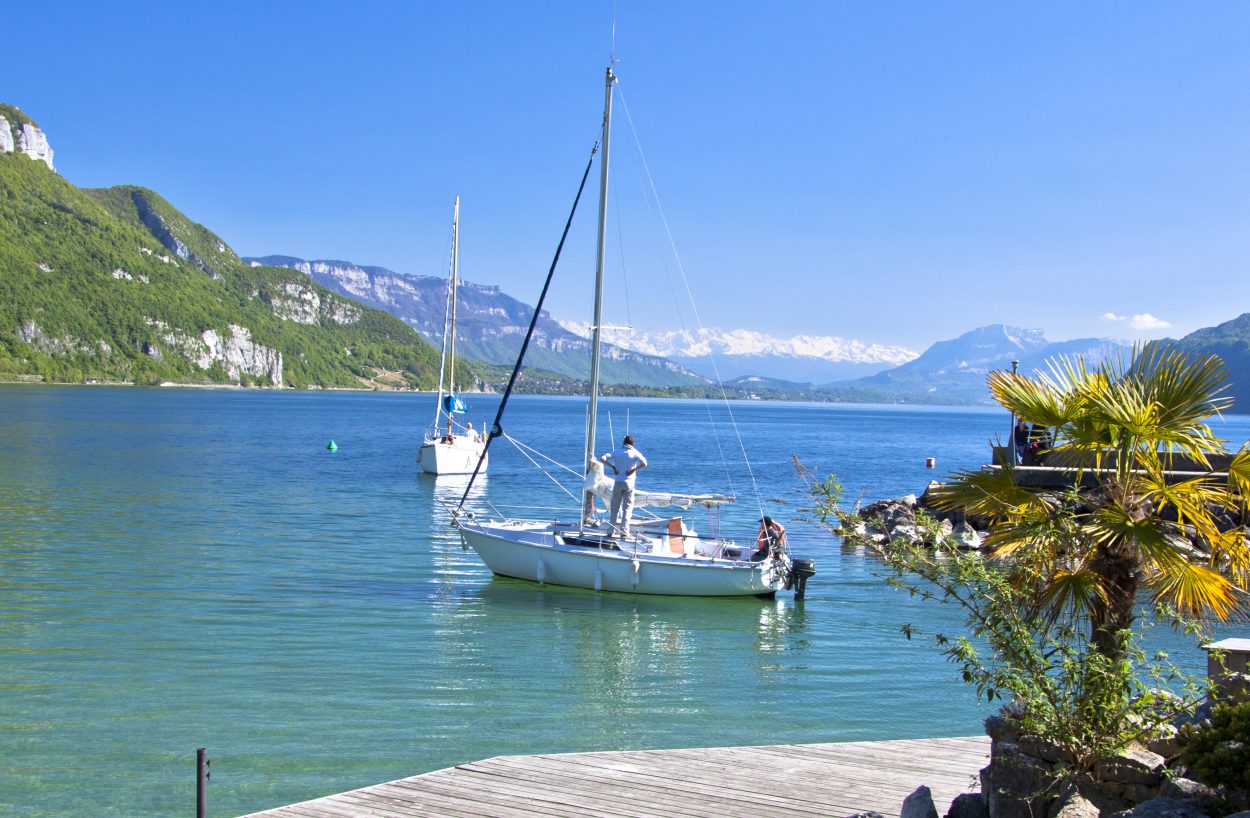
top-left (446, 196), bottom-right (460, 439)
top-left (582, 66), bottom-right (614, 521)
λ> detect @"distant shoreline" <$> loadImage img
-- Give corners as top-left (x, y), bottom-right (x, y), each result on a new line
top-left (0, 377), bottom-right (1001, 407)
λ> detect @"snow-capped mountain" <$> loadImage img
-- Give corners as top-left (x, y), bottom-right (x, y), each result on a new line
top-left (557, 324), bottom-right (918, 383)
top-left (825, 324), bottom-right (1129, 404)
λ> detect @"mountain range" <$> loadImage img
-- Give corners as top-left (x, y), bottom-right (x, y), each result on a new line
top-left (820, 325), bottom-right (1131, 404)
top-left (245, 256), bottom-right (705, 388)
top-left (6, 100), bottom-right (1250, 407)
top-left (557, 324), bottom-right (916, 383)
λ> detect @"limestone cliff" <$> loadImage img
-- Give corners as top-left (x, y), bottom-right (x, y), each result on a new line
top-left (0, 106), bottom-right (441, 390)
top-left (0, 104), bottom-right (54, 171)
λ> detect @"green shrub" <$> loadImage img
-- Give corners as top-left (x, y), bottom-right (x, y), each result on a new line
top-left (1183, 700), bottom-right (1250, 791)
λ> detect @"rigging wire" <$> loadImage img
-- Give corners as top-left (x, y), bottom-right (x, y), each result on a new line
top-left (503, 435), bottom-right (581, 503)
top-left (610, 162), bottom-right (634, 334)
top-left (613, 85), bottom-right (738, 493)
top-left (614, 82), bottom-right (768, 527)
top-left (430, 212), bottom-right (457, 432)
top-left (503, 433), bottom-right (583, 479)
top-left (456, 142), bottom-right (600, 511)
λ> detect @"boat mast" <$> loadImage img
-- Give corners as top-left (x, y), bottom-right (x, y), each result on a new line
top-left (446, 196), bottom-right (460, 440)
top-left (582, 66), bottom-right (614, 521)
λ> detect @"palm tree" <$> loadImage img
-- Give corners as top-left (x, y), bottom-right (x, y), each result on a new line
top-left (931, 345), bottom-right (1250, 660)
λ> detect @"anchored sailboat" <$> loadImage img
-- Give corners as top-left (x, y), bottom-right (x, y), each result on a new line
top-left (419, 198), bottom-right (488, 475)
top-left (451, 67), bottom-right (814, 597)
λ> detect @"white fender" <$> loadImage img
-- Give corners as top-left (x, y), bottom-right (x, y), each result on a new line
top-left (631, 558), bottom-right (641, 586)
top-left (536, 558), bottom-right (546, 584)
top-left (594, 569), bottom-right (603, 592)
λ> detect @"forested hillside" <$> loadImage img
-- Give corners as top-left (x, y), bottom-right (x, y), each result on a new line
top-left (0, 144), bottom-right (451, 389)
top-left (1156, 314), bottom-right (1250, 412)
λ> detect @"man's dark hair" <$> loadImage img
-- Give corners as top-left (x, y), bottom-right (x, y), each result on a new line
top-left (623, 434), bottom-right (635, 446)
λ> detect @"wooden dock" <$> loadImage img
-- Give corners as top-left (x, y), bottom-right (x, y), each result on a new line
top-left (239, 735), bottom-right (990, 818)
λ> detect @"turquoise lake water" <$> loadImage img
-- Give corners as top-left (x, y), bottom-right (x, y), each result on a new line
top-left (2, 386), bottom-right (1248, 817)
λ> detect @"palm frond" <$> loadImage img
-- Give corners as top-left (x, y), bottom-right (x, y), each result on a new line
top-left (1148, 477), bottom-right (1231, 544)
top-left (1130, 344), bottom-right (1233, 428)
top-left (1208, 529), bottom-right (1250, 590)
top-left (1148, 561), bottom-right (1246, 622)
top-left (1228, 445), bottom-right (1250, 503)
top-left (988, 370), bottom-right (1068, 428)
top-left (926, 468), bottom-right (1045, 520)
top-left (1037, 568), bottom-right (1106, 623)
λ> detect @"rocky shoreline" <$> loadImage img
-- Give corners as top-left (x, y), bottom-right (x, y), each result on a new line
top-left (868, 705), bottom-right (1249, 818)
top-left (840, 485), bottom-right (1250, 818)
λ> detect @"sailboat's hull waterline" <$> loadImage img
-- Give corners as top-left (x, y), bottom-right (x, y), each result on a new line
top-left (456, 521), bottom-right (790, 597)
top-left (419, 438), bottom-right (488, 475)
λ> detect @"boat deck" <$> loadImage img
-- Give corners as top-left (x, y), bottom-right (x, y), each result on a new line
top-left (239, 735), bottom-right (989, 818)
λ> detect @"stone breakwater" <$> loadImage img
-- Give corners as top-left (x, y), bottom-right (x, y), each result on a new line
top-left (861, 704), bottom-right (1249, 818)
top-left (841, 481), bottom-right (1250, 818)
top-left (842, 481), bottom-right (992, 552)
top-left (845, 480), bottom-right (1246, 563)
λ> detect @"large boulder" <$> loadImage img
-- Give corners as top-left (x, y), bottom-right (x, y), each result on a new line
top-left (985, 715), bottom-right (1021, 743)
top-left (1158, 779), bottom-right (1220, 815)
top-left (1049, 790), bottom-right (1101, 818)
top-left (1110, 796), bottom-right (1210, 818)
top-left (903, 786), bottom-right (940, 818)
top-left (947, 793), bottom-right (989, 818)
top-left (1018, 735), bottom-right (1068, 765)
top-left (1093, 746), bottom-right (1166, 787)
top-left (982, 741), bottom-right (1055, 818)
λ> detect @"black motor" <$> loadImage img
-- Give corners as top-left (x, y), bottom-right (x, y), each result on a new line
top-left (788, 558), bottom-right (816, 599)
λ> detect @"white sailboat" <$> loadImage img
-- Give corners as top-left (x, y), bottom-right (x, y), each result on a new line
top-left (452, 67), bottom-right (814, 598)
top-left (419, 197), bottom-right (488, 475)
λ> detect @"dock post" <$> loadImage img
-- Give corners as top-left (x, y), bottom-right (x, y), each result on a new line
top-left (197, 747), bottom-right (210, 818)
top-left (1203, 638), bottom-right (1250, 703)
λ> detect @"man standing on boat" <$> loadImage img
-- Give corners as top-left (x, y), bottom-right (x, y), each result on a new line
top-left (601, 435), bottom-right (648, 537)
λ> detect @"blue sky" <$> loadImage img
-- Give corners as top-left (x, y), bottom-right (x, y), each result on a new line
top-left (7, 2), bottom-right (1249, 350)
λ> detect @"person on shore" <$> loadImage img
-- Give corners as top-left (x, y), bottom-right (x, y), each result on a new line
top-left (1013, 418), bottom-right (1030, 464)
top-left (1025, 423), bottom-right (1051, 465)
top-left (600, 434), bottom-right (647, 537)
top-left (752, 516), bottom-right (786, 561)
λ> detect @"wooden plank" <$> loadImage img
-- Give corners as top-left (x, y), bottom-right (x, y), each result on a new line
top-left (447, 762), bottom-right (807, 818)
top-left (460, 753), bottom-right (891, 817)
top-left (385, 775), bottom-right (625, 818)
top-left (528, 743), bottom-right (979, 796)
top-left (239, 736), bottom-right (990, 818)
top-left (386, 775), bottom-right (645, 818)
top-left (391, 769), bottom-right (687, 818)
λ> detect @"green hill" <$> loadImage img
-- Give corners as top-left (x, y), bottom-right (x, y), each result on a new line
top-left (0, 146), bottom-right (449, 389)
top-left (1156, 313), bottom-right (1250, 413)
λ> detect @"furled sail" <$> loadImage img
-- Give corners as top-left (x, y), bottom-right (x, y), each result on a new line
top-left (582, 460), bottom-right (734, 510)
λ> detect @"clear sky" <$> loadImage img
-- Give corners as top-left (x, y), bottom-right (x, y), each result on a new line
top-left (7, 1), bottom-right (1249, 351)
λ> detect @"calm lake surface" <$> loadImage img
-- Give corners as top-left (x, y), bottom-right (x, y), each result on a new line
top-left (3, 386), bottom-right (1248, 817)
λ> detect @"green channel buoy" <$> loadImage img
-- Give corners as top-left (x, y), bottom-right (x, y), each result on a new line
top-left (326, 440), bottom-right (338, 451)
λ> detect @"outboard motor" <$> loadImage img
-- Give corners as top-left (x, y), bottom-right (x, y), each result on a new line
top-left (788, 558), bottom-right (816, 599)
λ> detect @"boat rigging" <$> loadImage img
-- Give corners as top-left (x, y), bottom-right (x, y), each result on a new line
top-left (448, 65), bottom-right (815, 598)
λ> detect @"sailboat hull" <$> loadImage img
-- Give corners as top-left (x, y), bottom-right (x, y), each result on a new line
top-left (419, 439), bottom-right (488, 475)
top-left (457, 521), bottom-right (787, 597)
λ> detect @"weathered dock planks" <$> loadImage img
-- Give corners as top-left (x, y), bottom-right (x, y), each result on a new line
top-left (239, 735), bottom-right (990, 818)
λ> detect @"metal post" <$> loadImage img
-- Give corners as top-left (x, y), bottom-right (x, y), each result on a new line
top-left (197, 747), bottom-right (210, 818)
top-left (582, 64), bottom-right (615, 523)
top-left (1008, 360), bottom-right (1019, 464)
